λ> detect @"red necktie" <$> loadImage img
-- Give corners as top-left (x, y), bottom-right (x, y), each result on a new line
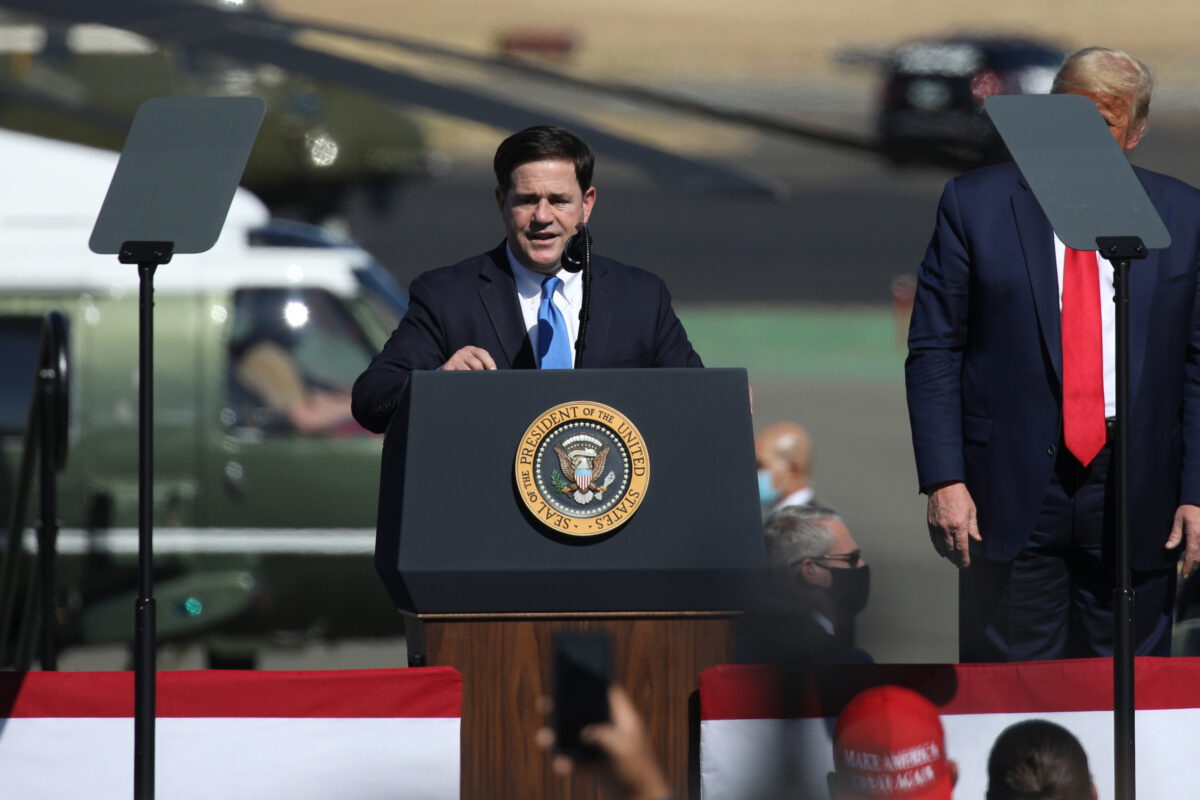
top-left (1061, 246), bottom-right (1106, 466)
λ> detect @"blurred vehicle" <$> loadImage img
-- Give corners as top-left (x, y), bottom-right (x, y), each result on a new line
top-left (876, 35), bottom-right (1065, 166)
top-left (0, 10), bottom-right (435, 222)
top-left (0, 130), bottom-right (408, 666)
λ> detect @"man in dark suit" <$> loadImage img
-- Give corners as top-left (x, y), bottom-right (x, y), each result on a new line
top-left (352, 125), bottom-right (702, 433)
top-left (905, 47), bottom-right (1200, 661)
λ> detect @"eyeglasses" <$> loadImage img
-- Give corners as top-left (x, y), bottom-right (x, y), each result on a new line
top-left (811, 549), bottom-right (863, 568)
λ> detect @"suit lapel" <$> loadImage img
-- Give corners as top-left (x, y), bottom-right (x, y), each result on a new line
top-left (1013, 181), bottom-right (1063, 382)
top-left (576, 260), bottom-right (612, 369)
top-left (478, 245), bottom-right (532, 368)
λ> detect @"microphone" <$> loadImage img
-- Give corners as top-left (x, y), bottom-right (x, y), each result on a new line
top-left (562, 224), bottom-right (591, 273)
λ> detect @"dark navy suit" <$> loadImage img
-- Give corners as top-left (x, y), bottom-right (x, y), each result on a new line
top-left (906, 162), bottom-right (1200, 659)
top-left (352, 243), bottom-right (703, 433)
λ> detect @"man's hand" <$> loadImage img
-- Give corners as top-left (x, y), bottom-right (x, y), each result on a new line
top-left (927, 481), bottom-right (982, 568)
top-left (441, 346), bottom-right (497, 371)
top-left (1166, 503), bottom-right (1200, 579)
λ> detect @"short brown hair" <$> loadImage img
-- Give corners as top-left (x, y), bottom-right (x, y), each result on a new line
top-left (493, 125), bottom-right (595, 193)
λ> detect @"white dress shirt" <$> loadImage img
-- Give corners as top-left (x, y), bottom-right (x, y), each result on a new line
top-left (773, 486), bottom-right (815, 512)
top-left (506, 245), bottom-right (582, 367)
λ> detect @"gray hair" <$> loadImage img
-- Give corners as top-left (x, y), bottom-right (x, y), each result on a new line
top-left (1051, 46), bottom-right (1154, 130)
top-left (763, 504), bottom-right (840, 571)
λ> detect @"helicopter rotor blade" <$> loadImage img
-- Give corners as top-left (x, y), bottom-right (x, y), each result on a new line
top-left (231, 6), bottom-right (883, 157)
top-left (2, 0), bottom-right (787, 197)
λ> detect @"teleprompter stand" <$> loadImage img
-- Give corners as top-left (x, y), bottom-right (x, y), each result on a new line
top-left (376, 368), bottom-right (764, 799)
top-left (89, 97), bottom-right (264, 800)
top-left (988, 93), bottom-right (1172, 800)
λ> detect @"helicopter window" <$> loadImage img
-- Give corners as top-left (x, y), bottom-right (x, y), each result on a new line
top-left (353, 264), bottom-right (409, 334)
top-left (225, 288), bottom-right (375, 437)
top-left (0, 316), bottom-right (44, 437)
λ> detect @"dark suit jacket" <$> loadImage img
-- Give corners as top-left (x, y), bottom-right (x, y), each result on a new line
top-left (905, 162), bottom-right (1200, 569)
top-left (352, 243), bottom-right (703, 433)
top-left (734, 576), bottom-right (874, 665)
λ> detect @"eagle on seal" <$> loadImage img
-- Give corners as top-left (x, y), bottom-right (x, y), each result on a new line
top-left (554, 444), bottom-right (609, 492)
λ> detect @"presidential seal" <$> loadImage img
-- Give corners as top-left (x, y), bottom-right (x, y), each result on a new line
top-left (515, 401), bottom-right (649, 536)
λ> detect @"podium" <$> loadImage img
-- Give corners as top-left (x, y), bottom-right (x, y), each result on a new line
top-left (375, 368), bottom-right (764, 799)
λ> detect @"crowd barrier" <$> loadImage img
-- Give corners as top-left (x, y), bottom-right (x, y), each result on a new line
top-left (8, 659), bottom-right (1198, 798)
top-left (0, 667), bottom-right (461, 800)
top-left (700, 657), bottom-right (1200, 799)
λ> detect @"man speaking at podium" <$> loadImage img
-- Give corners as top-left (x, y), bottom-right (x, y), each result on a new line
top-left (352, 125), bottom-right (703, 434)
top-left (905, 48), bottom-right (1200, 661)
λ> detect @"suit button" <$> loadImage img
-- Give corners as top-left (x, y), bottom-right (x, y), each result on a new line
top-left (1047, 446), bottom-right (1056, 456)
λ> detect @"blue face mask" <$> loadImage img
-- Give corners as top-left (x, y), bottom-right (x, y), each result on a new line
top-left (758, 470), bottom-right (781, 508)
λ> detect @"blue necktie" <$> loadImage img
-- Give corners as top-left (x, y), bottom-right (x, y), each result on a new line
top-left (537, 275), bottom-right (572, 369)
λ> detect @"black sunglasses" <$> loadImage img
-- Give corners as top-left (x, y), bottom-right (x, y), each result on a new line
top-left (811, 549), bottom-right (863, 568)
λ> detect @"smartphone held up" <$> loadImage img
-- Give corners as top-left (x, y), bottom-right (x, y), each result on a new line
top-left (552, 631), bottom-right (612, 760)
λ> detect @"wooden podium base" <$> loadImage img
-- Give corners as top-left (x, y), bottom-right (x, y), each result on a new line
top-left (406, 612), bottom-right (737, 800)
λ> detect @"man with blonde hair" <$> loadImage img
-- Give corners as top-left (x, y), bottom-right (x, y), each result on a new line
top-left (906, 47), bottom-right (1200, 661)
top-left (1051, 46), bottom-right (1153, 129)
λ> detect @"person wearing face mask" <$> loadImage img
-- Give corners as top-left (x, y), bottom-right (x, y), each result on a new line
top-left (755, 421), bottom-right (818, 514)
top-left (736, 504), bottom-right (873, 665)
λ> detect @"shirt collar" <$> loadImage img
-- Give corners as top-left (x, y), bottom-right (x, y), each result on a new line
top-left (506, 243), bottom-right (581, 301)
top-left (773, 486), bottom-right (815, 511)
top-left (810, 609), bottom-right (835, 636)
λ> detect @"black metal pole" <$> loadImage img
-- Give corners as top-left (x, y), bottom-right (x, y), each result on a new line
top-left (1098, 235), bottom-right (1143, 800)
top-left (135, 261), bottom-right (157, 800)
top-left (1113, 256), bottom-right (1134, 800)
top-left (37, 361), bottom-right (58, 671)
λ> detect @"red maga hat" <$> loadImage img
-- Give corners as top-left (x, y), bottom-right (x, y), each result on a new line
top-left (831, 686), bottom-right (954, 800)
